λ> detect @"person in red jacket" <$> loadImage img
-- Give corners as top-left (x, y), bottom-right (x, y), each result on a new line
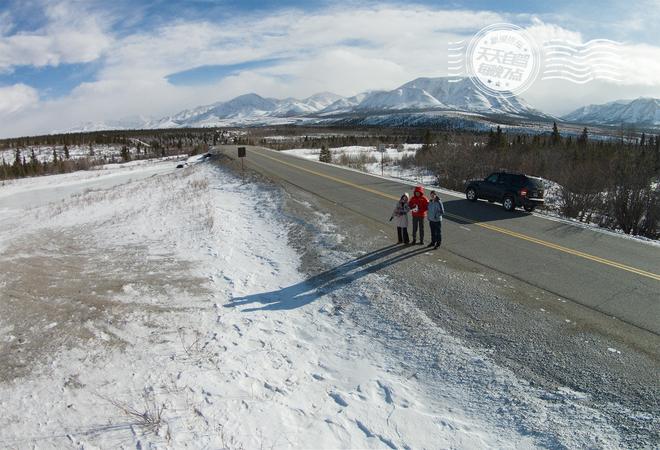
top-left (408, 185), bottom-right (429, 245)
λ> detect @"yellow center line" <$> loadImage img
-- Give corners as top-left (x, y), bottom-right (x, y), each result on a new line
top-left (254, 149), bottom-right (660, 282)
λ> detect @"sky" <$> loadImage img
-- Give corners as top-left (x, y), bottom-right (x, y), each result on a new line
top-left (0, 0), bottom-right (659, 137)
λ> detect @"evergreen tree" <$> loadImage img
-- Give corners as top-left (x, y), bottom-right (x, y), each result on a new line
top-left (121, 145), bottom-right (131, 162)
top-left (30, 149), bottom-right (39, 174)
top-left (488, 125), bottom-right (508, 149)
top-left (577, 127), bottom-right (588, 148)
top-left (13, 149), bottom-right (24, 177)
top-left (487, 125), bottom-right (506, 148)
top-left (550, 122), bottom-right (561, 146)
top-left (421, 129), bottom-right (433, 152)
top-left (319, 145), bottom-right (332, 163)
top-left (64, 144), bottom-right (70, 159)
top-left (52, 149), bottom-right (58, 164)
top-left (1, 157), bottom-right (8, 180)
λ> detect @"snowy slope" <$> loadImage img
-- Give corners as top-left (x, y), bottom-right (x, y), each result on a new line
top-left (318, 92), bottom-right (371, 115)
top-left (563, 97), bottom-right (660, 126)
top-left (355, 86), bottom-right (446, 110)
top-left (301, 92), bottom-right (344, 110)
top-left (400, 77), bottom-right (545, 116)
top-left (155, 93), bottom-right (343, 126)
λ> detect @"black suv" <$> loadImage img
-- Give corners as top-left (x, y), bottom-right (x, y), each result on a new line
top-left (465, 172), bottom-right (545, 212)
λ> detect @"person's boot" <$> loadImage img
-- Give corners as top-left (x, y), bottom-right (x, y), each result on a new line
top-left (426, 242), bottom-right (435, 248)
top-left (411, 238), bottom-right (416, 245)
top-left (434, 240), bottom-right (441, 249)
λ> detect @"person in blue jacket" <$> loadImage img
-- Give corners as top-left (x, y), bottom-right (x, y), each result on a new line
top-left (427, 190), bottom-right (445, 249)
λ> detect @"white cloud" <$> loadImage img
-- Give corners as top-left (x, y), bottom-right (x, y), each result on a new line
top-left (0, 84), bottom-right (39, 116)
top-left (0, 11), bottom-right (13, 36)
top-left (2, 3), bottom-right (660, 136)
top-left (0, 1), bottom-right (112, 71)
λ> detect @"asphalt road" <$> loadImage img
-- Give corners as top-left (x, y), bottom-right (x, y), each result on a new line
top-left (217, 145), bottom-right (659, 335)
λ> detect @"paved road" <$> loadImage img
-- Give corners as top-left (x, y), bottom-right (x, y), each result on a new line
top-left (217, 145), bottom-right (660, 334)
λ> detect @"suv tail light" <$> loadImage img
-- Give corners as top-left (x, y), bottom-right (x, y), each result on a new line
top-left (519, 188), bottom-right (528, 197)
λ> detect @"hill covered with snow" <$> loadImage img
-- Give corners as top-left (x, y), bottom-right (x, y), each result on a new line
top-left (562, 97), bottom-right (660, 126)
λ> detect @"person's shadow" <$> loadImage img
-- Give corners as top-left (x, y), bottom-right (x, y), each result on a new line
top-left (225, 244), bottom-right (430, 312)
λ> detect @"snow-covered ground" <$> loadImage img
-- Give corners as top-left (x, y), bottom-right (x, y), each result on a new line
top-left (284, 145), bottom-right (437, 186)
top-left (0, 144), bottom-right (143, 165)
top-left (0, 158), bottom-right (630, 448)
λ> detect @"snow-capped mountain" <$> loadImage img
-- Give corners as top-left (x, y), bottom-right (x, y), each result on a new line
top-left (299, 92), bottom-right (344, 111)
top-left (562, 98), bottom-right (660, 126)
top-left (160, 77), bottom-right (547, 128)
top-left (318, 78), bottom-right (546, 118)
top-left (318, 92), bottom-right (371, 115)
top-left (63, 77), bottom-right (559, 132)
top-left (151, 92), bottom-right (343, 128)
top-left (398, 78), bottom-right (542, 116)
top-left (272, 93), bottom-right (343, 117)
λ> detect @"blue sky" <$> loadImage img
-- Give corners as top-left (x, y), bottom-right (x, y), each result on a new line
top-left (0, 0), bottom-right (659, 136)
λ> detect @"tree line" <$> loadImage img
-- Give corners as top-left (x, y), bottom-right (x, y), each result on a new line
top-left (414, 124), bottom-right (659, 238)
top-left (0, 129), bottom-right (230, 181)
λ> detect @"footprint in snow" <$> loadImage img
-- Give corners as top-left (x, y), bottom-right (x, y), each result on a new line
top-left (377, 380), bottom-right (394, 404)
top-left (328, 391), bottom-right (349, 407)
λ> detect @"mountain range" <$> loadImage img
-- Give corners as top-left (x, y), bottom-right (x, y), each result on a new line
top-left (66, 77), bottom-right (660, 132)
top-left (561, 97), bottom-right (660, 127)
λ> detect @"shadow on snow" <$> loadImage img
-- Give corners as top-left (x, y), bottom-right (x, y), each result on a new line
top-left (225, 244), bottom-right (430, 312)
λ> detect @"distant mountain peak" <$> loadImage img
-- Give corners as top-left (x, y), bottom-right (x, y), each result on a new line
top-left (563, 97), bottom-right (660, 126)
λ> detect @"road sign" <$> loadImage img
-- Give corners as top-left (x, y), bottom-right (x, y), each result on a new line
top-left (378, 144), bottom-right (385, 175)
top-left (238, 147), bottom-right (246, 157)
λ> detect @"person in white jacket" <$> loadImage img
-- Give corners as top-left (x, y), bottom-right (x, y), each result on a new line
top-left (427, 191), bottom-right (445, 249)
top-left (391, 193), bottom-right (411, 244)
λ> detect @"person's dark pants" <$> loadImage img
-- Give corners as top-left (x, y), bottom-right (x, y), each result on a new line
top-left (397, 227), bottom-right (409, 243)
top-left (412, 216), bottom-right (424, 242)
top-left (430, 220), bottom-right (442, 245)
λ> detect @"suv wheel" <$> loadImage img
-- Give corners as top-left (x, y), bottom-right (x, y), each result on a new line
top-left (503, 196), bottom-right (515, 212)
top-left (524, 204), bottom-right (536, 212)
top-left (466, 187), bottom-right (478, 202)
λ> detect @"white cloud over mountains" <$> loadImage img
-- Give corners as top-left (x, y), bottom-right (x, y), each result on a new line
top-left (0, 84), bottom-right (39, 116)
top-left (1, 1), bottom-right (660, 137)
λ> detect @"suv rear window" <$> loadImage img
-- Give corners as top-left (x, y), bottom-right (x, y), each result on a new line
top-left (509, 174), bottom-right (525, 187)
top-left (525, 177), bottom-right (544, 189)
